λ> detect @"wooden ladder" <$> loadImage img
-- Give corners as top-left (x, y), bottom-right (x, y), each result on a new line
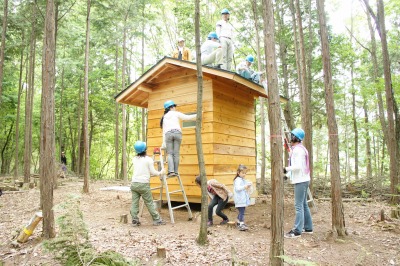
top-left (150, 147), bottom-right (193, 223)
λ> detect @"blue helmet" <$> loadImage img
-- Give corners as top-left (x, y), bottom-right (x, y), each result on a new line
top-left (134, 141), bottom-right (147, 153)
top-left (291, 128), bottom-right (305, 141)
top-left (208, 32), bottom-right (219, 40)
top-left (163, 100), bottom-right (176, 109)
top-left (246, 55), bottom-right (254, 63)
top-left (221, 8), bottom-right (230, 14)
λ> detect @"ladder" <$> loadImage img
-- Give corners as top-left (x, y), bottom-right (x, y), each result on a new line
top-left (140, 147), bottom-right (193, 223)
top-left (262, 81), bottom-right (316, 209)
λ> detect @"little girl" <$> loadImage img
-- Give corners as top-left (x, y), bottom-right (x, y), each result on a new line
top-left (233, 164), bottom-right (252, 231)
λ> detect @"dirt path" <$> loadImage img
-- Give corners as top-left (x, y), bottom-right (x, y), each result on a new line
top-left (1, 179), bottom-right (399, 265)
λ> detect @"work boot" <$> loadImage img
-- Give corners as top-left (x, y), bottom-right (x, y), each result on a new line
top-left (132, 219), bottom-right (141, 227)
top-left (153, 219), bottom-right (166, 226)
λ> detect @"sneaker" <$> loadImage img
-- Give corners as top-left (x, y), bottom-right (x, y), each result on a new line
top-left (132, 219), bottom-right (141, 226)
top-left (153, 219), bottom-right (166, 226)
top-left (174, 172), bottom-right (179, 176)
top-left (167, 172), bottom-right (176, 177)
top-left (238, 224), bottom-right (248, 231)
top-left (303, 229), bottom-right (313, 234)
top-left (220, 219), bottom-right (229, 225)
top-left (207, 221), bottom-right (213, 227)
top-left (284, 229), bottom-right (301, 238)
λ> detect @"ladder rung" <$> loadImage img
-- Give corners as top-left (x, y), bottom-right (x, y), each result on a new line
top-left (150, 186), bottom-right (162, 190)
top-left (168, 189), bottom-right (182, 194)
top-left (172, 203), bottom-right (189, 210)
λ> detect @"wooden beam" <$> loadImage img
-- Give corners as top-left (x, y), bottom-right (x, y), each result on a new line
top-left (137, 84), bottom-right (153, 92)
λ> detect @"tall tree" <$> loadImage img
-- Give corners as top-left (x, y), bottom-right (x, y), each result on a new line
top-left (83, 0), bottom-right (91, 193)
top-left (14, 33), bottom-right (25, 179)
top-left (121, 9), bottom-right (129, 183)
top-left (262, 0), bottom-right (284, 264)
top-left (24, 2), bottom-right (37, 184)
top-left (114, 39), bottom-right (119, 180)
top-left (316, 0), bottom-right (346, 236)
top-left (0, 0), bottom-right (8, 103)
top-left (251, 0), bottom-right (267, 195)
top-left (194, 0), bottom-right (207, 246)
top-left (40, 0), bottom-right (57, 239)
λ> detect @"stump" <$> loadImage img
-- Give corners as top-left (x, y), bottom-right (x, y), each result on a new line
top-left (120, 214), bottom-right (128, 224)
top-left (17, 211), bottom-right (43, 243)
top-left (390, 207), bottom-right (400, 219)
top-left (227, 221), bottom-right (236, 229)
top-left (157, 246), bottom-right (166, 258)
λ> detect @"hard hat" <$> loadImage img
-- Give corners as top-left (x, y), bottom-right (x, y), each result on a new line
top-left (134, 141), bottom-right (147, 153)
top-left (208, 32), bottom-right (219, 40)
top-left (164, 100), bottom-right (176, 109)
top-left (221, 8), bottom-right (230, 14)
top-left (246, 55), bottom-right (254, 63)
top-left (177, 37), bottom-right (185, 42)
top-left (291, 128), bottom-right (305, 141)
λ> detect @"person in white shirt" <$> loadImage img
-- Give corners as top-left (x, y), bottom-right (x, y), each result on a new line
top-left (201, 32), bottom-right (223, 68)
top-left (283, 128), bottom-right (313, 238)
top-left (160, 100), bottom-right (196, 177)
top-left (130, 141), bottom-right (166, 226)
top-left (216, 8), bottom-right (234, 71)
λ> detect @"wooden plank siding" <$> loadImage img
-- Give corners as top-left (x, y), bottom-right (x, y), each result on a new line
top-left (144, 76), bottom-right (257, 203)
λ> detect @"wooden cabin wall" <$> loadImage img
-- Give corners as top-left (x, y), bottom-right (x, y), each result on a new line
top-left (210, 79), bottom-right (257, 197)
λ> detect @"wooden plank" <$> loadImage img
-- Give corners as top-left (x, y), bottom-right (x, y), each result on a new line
top-left (213, 97), bottom-right (255, 117)
top-left (138, 84), bottom-right (154, 92)
top-left (147, 102), bottom-right (214, 119)
top-left (213, 80), bottom-right (256, 104)
top-left (212, 112), bottom-right (255, 129)
top-left (213, 124), bottom-right (255, 139)
top-left (149, 80), bottom-right (210, 102)
top-left (213, 154), bottom-right (255, 165)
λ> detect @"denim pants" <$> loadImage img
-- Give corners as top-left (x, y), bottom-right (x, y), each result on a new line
top-left (130, 182), bottom-right (160, 222)
top-left (237, 207), bottom-right (246, 223)
top-left (293, 181), bottom-right (313, 234)
top-left (165, 130), bottom-right (182, 173)
top-left (208, 195), bottom-right (228, 222)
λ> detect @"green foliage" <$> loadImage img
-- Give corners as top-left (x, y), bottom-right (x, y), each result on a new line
top-left (44, 194), bottom-right (138, 266)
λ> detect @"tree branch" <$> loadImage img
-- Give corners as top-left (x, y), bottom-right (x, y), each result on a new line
top-left (344, 26), bottom-right (371, 54)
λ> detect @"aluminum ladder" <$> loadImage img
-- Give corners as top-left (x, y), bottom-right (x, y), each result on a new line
top-left (153, 147), bottom-right (193, 223)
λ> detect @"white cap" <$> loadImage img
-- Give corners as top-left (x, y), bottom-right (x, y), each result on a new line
top-left (177, 37), bottom-right (185, 42)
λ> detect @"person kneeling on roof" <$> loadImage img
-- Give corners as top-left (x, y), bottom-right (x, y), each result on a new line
top-left (236, 55), bottom-right (260, 84)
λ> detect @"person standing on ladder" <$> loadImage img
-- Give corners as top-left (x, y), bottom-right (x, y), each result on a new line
top-left (216, 8), bottom-right (234, 71)
top-left (130, 141), bottom-right (167, 226)
top-left (160, 100), bottom-right (197, 177)
top-left (283, 128), bottom-right (313, 238)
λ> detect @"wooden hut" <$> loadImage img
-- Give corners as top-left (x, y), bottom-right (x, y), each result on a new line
top-left (115, 57), bottom-right (269, 203)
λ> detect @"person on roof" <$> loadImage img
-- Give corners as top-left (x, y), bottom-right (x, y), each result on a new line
top-left (236, 55), bottom-right (260, 83)
top-left (216, 8), bottom-right (234, 71)
top-left (172, 37), bottom-right (192, 61)
top-left (201, 32), bottom-right (223, 68)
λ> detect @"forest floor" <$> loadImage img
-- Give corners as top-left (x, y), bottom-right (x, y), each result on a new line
top-left (1, 176), bottom-right (399, 266)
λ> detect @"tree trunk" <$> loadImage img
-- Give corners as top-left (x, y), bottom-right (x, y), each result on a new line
top-left (0, 0), bottom-right (8, 102)
top-left (194, 0), bottom-right (207, 246)
top-left (262, 0), bottom-right (284, 264)
top-left (251, 0), bottom-right (266, 195)
top-left (316, 0), bottom-right (346, 236)
top-left (115, 40), bottom-right (119, 180)
top-left (40, 0), bottom-right (56, 239)
top-left (294, 0), bottom-right (313, 188)
top-left (83, 0), bottom-right (91, 193)
top-left (363, 99), bottom-right (372, 179)
top-left (1, 123), bottom-right (14, 174)
top-left (14, 35), bottom-right (25, 179)
top-left (24, 3), bottom-right (37, 184)
top-left (76, 77), bottom-right (82, 174)
top-left (121, 17), bottom-right (128, 183)
top-left (362, 0), bottom-right (398, 203)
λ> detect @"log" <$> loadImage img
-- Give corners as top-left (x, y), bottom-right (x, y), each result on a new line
top-left (157, 246), bottom-right (166, 258)
top-left (17, 211), bottom-right (43, 243)
top-left (120, 214), bottom-right (128, 224)
top-left (227, 221), bottom-right (236, 229)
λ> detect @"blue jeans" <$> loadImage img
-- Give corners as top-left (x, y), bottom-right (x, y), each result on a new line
top-left (165, 130), bottom-right (182, 173)
top-left (237, 207), bottom-right (246, 223)
top-left (208, 195), bottom-right (228, 221)
top-left (293, 181), bottom-right (313, 234)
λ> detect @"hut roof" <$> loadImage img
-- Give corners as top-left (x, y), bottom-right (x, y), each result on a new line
top-left (115, 57), bottom-right (286, 108)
